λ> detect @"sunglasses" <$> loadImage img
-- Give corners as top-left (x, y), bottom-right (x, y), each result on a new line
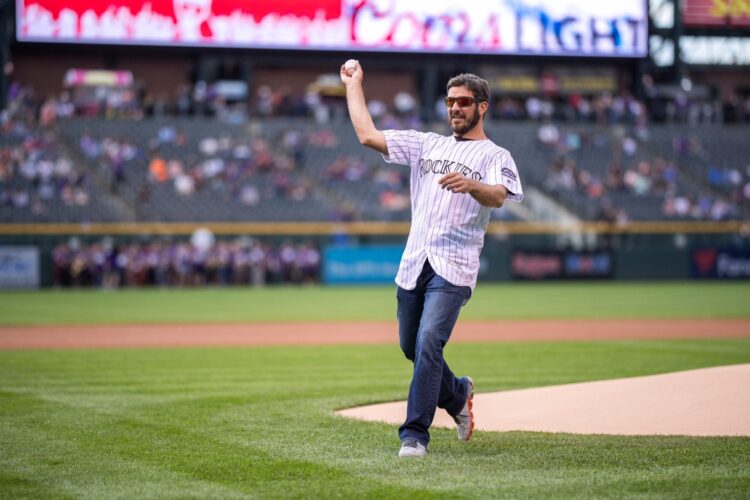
top-left (445, 96), bottom-right (483, 108)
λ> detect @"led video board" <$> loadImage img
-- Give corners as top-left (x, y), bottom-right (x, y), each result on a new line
top-left (17, 0), bottom-right (647, 57)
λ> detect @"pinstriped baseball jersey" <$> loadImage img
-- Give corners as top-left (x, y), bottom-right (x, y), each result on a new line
top-left (382, 129), bottom-right (523, 291)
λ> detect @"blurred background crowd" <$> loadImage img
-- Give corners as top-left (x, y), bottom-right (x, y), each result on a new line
top-left (51, 237), bottom-right (321, 288)
top-left (2, 0), bottom-right (749, 288)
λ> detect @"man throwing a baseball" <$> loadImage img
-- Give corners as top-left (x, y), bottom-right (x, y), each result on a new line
top-left (340, 60), bottom-right (523, 458)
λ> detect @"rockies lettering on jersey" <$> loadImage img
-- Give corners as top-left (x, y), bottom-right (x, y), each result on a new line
top-left (382, 129), bottom-right (524, 291)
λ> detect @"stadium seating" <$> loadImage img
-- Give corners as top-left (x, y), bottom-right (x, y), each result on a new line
top-left (4, 115), bottom-right (748, 223)
top-left (0, 121), bottom-right (124, 223)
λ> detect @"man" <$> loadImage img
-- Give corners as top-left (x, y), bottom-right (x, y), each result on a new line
top-left (340, 61), bottom-right (523, 458)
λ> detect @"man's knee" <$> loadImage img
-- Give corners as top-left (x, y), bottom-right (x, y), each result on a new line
top-left (400, 339), bottom-right (415, 361)
top-left (413, 328), bottom-right (445, 362)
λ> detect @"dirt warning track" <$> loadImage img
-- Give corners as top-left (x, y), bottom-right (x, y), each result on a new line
top-left (0, 319), bottom-right (748, 350)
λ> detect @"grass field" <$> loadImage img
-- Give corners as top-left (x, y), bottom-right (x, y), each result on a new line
top-left (1, 281), bottom-right (749, 325)
top-left (1, 282), bottom-right (749, 498)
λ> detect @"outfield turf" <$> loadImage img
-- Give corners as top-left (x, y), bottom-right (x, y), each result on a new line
top-left (1, 340), bottom-right (749, 499)
top-left (1, 282), bottom-right (749, 498)
top-left (0, 281), bottom-right (749, 325)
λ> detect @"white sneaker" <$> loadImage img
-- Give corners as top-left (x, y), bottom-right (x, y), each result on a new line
top-left (398, 439), bottom-right (428, 458)
top-left (454, 376), bottom-right (475, 441)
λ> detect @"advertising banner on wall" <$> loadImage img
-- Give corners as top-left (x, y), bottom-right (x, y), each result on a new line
top-left (691, 248), bottom-right (750, 279)
top-left (683, 0), bottom-right (750, 27)
top-left (511, 250), bottom-right (614, 280)
top-left (17, 0), bottom-right (647, 57)
top-left (323, 245), bottom-right (403, 284)
top-left (0, 246), bottom-right (40, 289)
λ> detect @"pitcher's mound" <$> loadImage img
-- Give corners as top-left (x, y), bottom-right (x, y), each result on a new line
top-left (337, 364), bottom-right (750, 436)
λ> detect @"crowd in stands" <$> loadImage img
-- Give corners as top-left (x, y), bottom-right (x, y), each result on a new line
top-left (59, 76), bottom-right (750, 128)
top-left (70, 115), bottom-right (413, 219)
top-left (78, 130), bottom-right (138, 194)
top-left (11, 64), bottom-right (750, 129)
top-left (50, 237), bottom-right (321, 288)
top-left (256, 84), bottom-right (750, 128)
top-left (539, 120), bottom-right (749, 221)
top-left (75, 122), bottom-right (330, 207)
top-left (148, 128), bottom-right (314, 204)
top-left (1, 83), bottom-right (93, 218)
top-left (4, 77), bottom-right (750, 225)
top-left (323, 155), bottom-right (410, 214)
top-left (544, 152), bottom-right (744, 222)
top-left (668, 134), bottom-right (749, 220)
top-left (502, 91), bottom-right (750, 126)
top-left (490, 92), bottom-right (649, 126)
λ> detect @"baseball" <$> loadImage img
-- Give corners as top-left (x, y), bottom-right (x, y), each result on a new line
top-left (344, 59), bottom-right (358, 76)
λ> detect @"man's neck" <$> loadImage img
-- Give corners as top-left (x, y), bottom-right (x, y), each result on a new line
top-left (454, 124), bottom-right (487, 141)
top-left (454, 132), bottom-right (487, 141)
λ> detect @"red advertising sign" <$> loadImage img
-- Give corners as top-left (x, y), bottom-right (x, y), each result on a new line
top-left (684, 0), bottom-right (750, 27)
top-left (19, 0), bottom-right (342, 44)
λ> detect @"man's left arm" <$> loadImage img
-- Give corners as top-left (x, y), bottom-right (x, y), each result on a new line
top-left (438, 172), bottom-right (507, 208)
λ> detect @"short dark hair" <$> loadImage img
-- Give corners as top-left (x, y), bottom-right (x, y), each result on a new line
top-left (446, 73), bottom-right (490, 103)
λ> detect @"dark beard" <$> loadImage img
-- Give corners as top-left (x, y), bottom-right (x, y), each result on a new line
top-left (451, 110), bottom-right (481, 136)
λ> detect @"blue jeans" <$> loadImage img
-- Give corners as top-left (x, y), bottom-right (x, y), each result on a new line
top-left (397, 260), bottom-right (472, 446)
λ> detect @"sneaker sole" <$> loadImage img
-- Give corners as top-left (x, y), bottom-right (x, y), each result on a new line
top-left (464, 377), bottom-right (475, 441)
top-left (398, 444), bottom-right (428, 458)
top-left (398, 450), bottom-right (427, 458)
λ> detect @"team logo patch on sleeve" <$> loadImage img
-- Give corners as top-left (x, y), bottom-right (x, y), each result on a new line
top-left (501, 167), bottom-right (517, 181)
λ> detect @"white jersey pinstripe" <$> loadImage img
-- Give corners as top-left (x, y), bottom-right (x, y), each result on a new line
top-left (382, 129), bottom-right (524, 291)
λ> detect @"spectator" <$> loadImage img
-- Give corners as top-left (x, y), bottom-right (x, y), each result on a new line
top-left (149, 154), bottom-right (169, 183)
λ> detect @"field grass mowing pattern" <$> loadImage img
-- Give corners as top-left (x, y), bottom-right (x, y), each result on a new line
top-left (1, 282), bottom-right (749, 325)
top-left (1, 339), bottom-right (749, 498)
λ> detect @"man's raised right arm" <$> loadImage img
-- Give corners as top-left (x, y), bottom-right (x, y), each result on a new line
top-left (340, 60), bottom-right (388, 155)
